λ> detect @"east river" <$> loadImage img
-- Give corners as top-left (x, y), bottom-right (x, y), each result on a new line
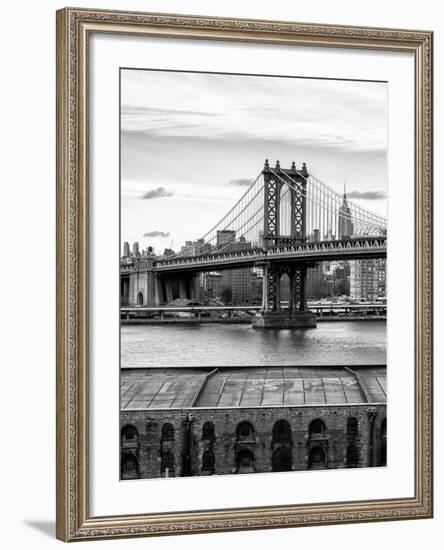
top-left (121, 320), bottom-right (386, 368)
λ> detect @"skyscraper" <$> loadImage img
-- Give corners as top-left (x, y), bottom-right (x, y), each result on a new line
top-left (338, 184), bottom-right (354, 239)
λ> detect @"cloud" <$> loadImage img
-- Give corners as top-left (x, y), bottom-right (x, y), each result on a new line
top-left (143, 231), bottom-right (170, 238)
top-left (121, 71), bottom-right (387, 155)
top-left (347, 190), bottom-right (386, 200)
top-left (229, 178), bottom-right (254, 187)
top-left (140, 187), bottom-right (173, 199)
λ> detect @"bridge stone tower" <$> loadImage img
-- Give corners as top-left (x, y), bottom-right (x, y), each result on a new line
top-left (253, 160), bottom-right (316, 329)
top-left (121, 250), bottom-right (201, 307)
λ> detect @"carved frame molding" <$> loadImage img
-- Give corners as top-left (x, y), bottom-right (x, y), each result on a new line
top-left (56, 7), bottom-right (433, 541)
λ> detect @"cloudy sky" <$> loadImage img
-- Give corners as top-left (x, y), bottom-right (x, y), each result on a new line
top-left (121, 69), bottom-right (387, 253)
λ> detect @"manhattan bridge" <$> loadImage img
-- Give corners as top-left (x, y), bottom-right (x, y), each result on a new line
top-left (121, 160), bottom-right (387, 328)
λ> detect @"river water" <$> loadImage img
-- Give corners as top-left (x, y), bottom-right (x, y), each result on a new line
top-left (121, 321), bottom-right (386, 368)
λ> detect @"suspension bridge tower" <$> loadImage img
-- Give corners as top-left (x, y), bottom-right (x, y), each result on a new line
top-left (253, 160), bottom-right (317, 329)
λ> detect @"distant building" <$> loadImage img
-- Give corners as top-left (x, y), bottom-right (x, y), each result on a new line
top-left (333, 261), bottom-right (351, 296)
top-left (204, 272), bottom-right (223, 301)
top-left (204, 268), bottom-right (262, 306)
top-left (350, 259), bottom-right (386, 301)
top-left (251, 272), bottom-right (263, 304)
top-left (216, 230), bottom-right (236, 247)
top-left (338, 185), bottom-right (354, 239)
top-left (306, 261), bottom-right (351, 299)
top-left (307, 229), bottom-right (320, 243)
top-left (220, 268), bottom-right (254, 305)
top-left (132, 242), bottom-right (140, 257)
top-left (306, 263), bottom-right (327, 299)
top-left (123, 242), bottom-right (130, 258)
top-left (180, 240), bottom-right (194, 255)
top-left (180, 238), bottom-right (211, 257)
top-left (258, 230), bottom-right (265, 248)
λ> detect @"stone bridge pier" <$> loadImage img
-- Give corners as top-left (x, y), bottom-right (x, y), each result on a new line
top-left (121, 254), bottom-right (200, 307)
top-left (252, 261), bottom-right (316, 329)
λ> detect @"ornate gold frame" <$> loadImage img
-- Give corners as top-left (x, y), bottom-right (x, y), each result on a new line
top-left (56, 7), bottom-right (433, 542)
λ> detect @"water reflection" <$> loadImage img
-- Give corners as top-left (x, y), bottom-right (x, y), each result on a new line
top-left (121, 321), bottom-right (386, 368)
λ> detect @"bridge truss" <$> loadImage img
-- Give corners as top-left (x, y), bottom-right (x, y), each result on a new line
top-left (166, 159), bottom-right (387, 261)
top-left (132, 160), bottom-right (387, 324)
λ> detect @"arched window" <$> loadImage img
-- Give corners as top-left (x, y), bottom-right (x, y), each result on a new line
top-left (346, 444), bottom-right (360, 467)
top-left (121, 424), bottom-right (138, 445)
top-left (308, 447), bottom-right (327, 469)
top-left (202, 450), bottom-right (215, 473)
top-left (161, 451), bottom-right (175, 476)
top-left (137, 291), bottom-right (144, 305)
top-left (347, 417), bottom-right (359, 438)
top-left (272, 420), bottom-right (291, 442)
top-left (121, 454), bottom-right (139, 479)
top-left (309, 419), bottom-right (326, 438)
top-left (236, 421), bottom-right (254, 440)
top-left (237, 449), bottom-right (254, 474)
top-left (272, 447), bottom-right (292, 472)
top-left (202, 422), bottom-right (215, 440)
top-left (161, 423), bottom-right (174, 441)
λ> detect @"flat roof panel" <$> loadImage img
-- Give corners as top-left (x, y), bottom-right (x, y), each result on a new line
top-left (121, 366), bottom-right (386, 409)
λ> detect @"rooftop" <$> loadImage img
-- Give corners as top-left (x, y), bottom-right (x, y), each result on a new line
top-left (121, 366), bottom-right (386, 410)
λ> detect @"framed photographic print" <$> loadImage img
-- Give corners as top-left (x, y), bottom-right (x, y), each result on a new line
top-left (56, 7), bottom-right (433, 541)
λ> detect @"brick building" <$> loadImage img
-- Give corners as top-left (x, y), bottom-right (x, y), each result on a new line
top-left (350, 259), bottom-right (387, 301)
top-left (120, 366), bottom-right (386, 479)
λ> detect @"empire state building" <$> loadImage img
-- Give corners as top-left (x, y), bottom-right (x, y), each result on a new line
top-left (338, 184), bottom-right (354, 239)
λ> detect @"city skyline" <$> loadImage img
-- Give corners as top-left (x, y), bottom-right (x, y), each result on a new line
top-left (120, 68), bottom-right (388, 480)
top-left (121, 69), bottom-right (388, 252)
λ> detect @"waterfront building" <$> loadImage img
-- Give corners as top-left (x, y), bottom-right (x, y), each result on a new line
top-left (306, 260), bottom-right (351, 300)
top-left (204, 272), bottom-right (223, 301)
top-left (203, 269), bottom-right (259, 305)
top-left (120, 365), bottom-right (387, 479)
top-left (220, 268), bottom-right (254, 305)
top-left (350, 259), bottom-right (387, 301)
top-left (306, 263), bottom-right (327, 299)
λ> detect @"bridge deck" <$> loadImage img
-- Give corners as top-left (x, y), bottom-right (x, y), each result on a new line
top-left (121, 366), bottom-right (386, 409)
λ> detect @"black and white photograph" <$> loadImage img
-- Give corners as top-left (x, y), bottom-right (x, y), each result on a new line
top-left (119, 68), bottom-right (388, 480)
